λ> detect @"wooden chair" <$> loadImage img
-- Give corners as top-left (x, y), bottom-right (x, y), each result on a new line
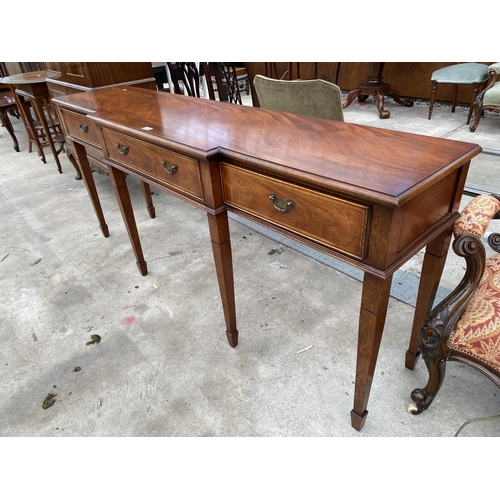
top-left (246, 63), bottom-right (342, 107)
top-left (253, 74), bottom-right (344, 121)
top-left (166, 62), bottom-right (213, 99)
top-left (208, 63), bottom-right (245, 104)
top-left (408, 194), bottom-right (500, 415)
top-left (470, 63), bottom-right (500, 132)
top-left (428, 63), bottom-right (490, 124)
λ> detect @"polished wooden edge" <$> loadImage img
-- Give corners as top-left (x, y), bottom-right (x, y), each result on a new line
top-left (46, 78), bottom-right (156, 93)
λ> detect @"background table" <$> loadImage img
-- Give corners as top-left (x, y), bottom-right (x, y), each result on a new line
top-left (1, 71), bottom-right (64, 173)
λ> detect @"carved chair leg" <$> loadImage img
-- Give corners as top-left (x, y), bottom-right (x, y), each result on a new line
top-left (469, 104), bottom-right (482, 132)
top-left (468, 83), bottom-right (481, 125)
top-left (409, 344), bottom-right (448, 414)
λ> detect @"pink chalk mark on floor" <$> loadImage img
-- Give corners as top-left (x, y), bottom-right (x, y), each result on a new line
top-left (122, 315), bottom-right (136, 325)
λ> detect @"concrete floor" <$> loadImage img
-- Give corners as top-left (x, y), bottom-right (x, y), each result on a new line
top-left (1, 90), bottom-right (500, 438)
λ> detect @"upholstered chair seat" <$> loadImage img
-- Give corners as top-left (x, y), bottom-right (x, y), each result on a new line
top-left (409, 194), bottom-right (500, 415)
top-left (428, 63), bottom-right (489, 124)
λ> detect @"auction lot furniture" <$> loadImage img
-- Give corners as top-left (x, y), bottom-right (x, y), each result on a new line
top-left (53, 86), bottom-right (480, 431)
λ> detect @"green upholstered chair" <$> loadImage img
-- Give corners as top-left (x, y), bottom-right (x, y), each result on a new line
top-left (428, 63), bottom-right (490, 124)
top-left (253, 74), bottom-right (344, 121)
top-left (470, 63), bottom-right (500, 132)
top-left (408, 194), bottom-right (500, 415)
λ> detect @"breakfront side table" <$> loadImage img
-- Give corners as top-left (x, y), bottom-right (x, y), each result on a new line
top-left (53, 87), bottom-right (481, 430)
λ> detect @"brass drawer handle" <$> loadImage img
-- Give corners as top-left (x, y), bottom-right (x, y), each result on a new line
top-left (116, 143), bottom-right (129, 155)
top-left (78, 123), bottom-right (89, 134)
top-left (161, 160), bottom-right (178, 176)
top-left (270, 192), bottom-right (295, 213)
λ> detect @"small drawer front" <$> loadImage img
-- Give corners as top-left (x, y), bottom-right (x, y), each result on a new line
top-left (101, 128), bottom-right (204, 201)
top-left (221, 163), bottom-right (370, 259)
top-left (59, 109), bottom-right (100, 147)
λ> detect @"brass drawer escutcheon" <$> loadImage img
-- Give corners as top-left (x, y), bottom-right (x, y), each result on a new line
top-left (116, 143), bottom-right (129, 155)
top-left (161, 160), bottom-right (178, 176)
top-left (78, 123), bottom-right (89, 134)
top-left (270, 192), bottom-right (295, 213)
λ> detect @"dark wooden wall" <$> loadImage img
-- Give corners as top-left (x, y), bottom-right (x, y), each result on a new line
top-left (245, 62), bottom-right (493, 106)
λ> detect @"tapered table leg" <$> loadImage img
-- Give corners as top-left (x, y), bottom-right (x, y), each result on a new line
top-left (207, 211), bottom-right (238, 347)
top-left (140, 181), bottom-right (156, 218)
top-left (405, 228), bottom-right (453, 370)
top-left (72, 142), bottom-right (109, 238)
top-left (351, 272), bottom-right (393, 431)
top-left (107, 164), bottom-right (148, 276)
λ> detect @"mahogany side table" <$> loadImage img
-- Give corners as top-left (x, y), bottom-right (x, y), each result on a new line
top-left (53, 87), bottom-right (481, 431)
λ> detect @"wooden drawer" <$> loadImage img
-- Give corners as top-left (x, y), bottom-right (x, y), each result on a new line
top-left (221, 162), bottom-right (370, 259)
top-left (59, 108), bottom-right (101, 148)
top-left (101, 128), bottom-right (204, 201)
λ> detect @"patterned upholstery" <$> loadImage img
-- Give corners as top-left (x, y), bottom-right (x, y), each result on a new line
top-left (449, 195), bottom-right (500, 371)
top-left (454, 194), bottom-right (500, 238)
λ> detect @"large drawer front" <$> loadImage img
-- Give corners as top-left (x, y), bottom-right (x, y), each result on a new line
top-left (221, 162), bottom-right (370, 259)
top-left (101, 128), bottom-right (204, 201)
top-left (59, 108), bottom-right (101, 148)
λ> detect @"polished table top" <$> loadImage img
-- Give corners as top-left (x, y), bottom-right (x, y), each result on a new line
top-left (54, 86), bottom-right (480, 208)
top-left (0, 70), bottom-right (47, 85)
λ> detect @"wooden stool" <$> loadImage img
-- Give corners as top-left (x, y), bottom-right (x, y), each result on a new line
top-left (429, 63), bottom-right (489, 124)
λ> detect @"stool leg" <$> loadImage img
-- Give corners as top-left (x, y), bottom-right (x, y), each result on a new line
top-left (429, 80), bottom-right (437, 120)
top-left (451, 84), bottom-right (457, 113)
